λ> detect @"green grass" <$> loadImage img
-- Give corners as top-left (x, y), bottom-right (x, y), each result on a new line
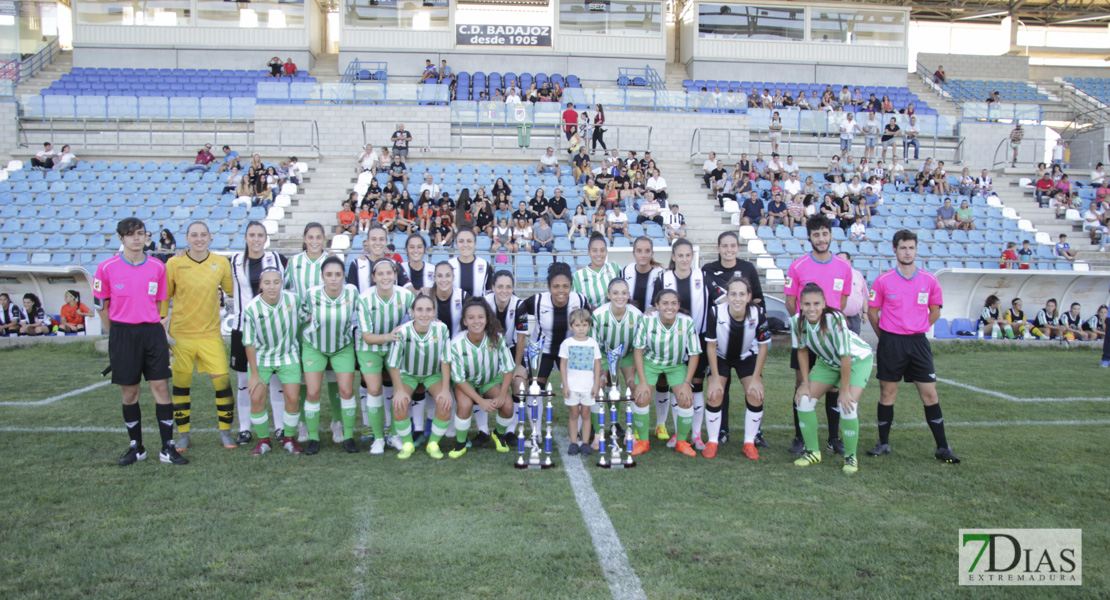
top-left (0, 342), bottom-right (1107, 599)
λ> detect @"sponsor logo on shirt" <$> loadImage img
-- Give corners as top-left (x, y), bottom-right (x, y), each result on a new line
top-left (833, 278), bottom-right (845, 292)
top-left (918, 292), bottom-right (929, 305)
top-left (868, 289), bottom-right (876, 301)
top-left (94, 279), bottom-right (102, 292)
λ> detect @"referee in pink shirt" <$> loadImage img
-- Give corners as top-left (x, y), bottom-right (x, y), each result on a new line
top-left (865, 229), bottom-right (960, 464)
top-left (783, 215), bottom-right (853, 456)
top-left (94, 218), bottom-right (188, 467)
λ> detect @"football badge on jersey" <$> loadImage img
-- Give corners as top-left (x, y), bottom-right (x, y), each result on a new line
top-left (784, 277), bottom-right (793, 288)
top-left (93, 278), bottom-right (102, 292)
top-left (868, 289), bottom-right (876, 301)
top-left (833, 278), bottom-right (845, 292)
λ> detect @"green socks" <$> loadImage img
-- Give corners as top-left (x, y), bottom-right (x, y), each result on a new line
top-left (340, 397), bottom-right (357, 440)
top-left (454, 415), bottom-right (472, 443)
top-left (328, 381), bottom-right (341, 423)
top-left (366, 394), bottom-right (385, 440)
top-left (430, 417), bottom-right (449, 444)
top-left (251, 411), bottom-right (270, 440)
top-left (495, 414), bottom-right (513, 436)
top-left (282, 411), bottom-right (300, 438)
top-left (591, 404), bottom-right (601, 435)
top-left (394, 417), bottom-right (414, 444)
top-left (798, 401), bottom-right (820, 452)
top-left (632, 404), bottom-right (651, 441)
top-left (675, 406), bottom-right (694, 443)
top-left (842, 417), bottom-right (859, 457)
top-left (305, 401), bottom-right (321, 441)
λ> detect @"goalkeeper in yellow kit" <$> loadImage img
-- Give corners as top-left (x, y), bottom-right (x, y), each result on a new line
top-left (162, 222), bottom-right (237, 450)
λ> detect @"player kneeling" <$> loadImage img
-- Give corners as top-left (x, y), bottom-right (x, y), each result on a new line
top-left (243, 269), bottom-right (304, 456)
top-left (791, 284), bottom-right (872, 474)
top-left (449, 299), bottom-right (518, 459)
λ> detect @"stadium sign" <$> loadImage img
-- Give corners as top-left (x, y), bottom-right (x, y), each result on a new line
top-left (456, 24), bottom-right (552, 47)
top-left (959, 529), bottom-right (1081, 586)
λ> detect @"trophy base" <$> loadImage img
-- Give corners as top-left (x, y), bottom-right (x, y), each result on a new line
top-left (515, 461), bottom-right (556, 470)
top-left (597, 459), bottom-right (636, 469)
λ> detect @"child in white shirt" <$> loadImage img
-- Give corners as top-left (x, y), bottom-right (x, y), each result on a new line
top-left (850, 219), bottom-right (867, 242)
top-left (558, 309), bottom-right (602, 457)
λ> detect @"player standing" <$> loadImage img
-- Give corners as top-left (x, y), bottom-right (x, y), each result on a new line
top-left (386, 295), bottom-right (453, 460)
top-left (572, 233), bottom-right (622, 309)
top-left (448, 228), bottom-right (494, 298)
top-left (619, 237), bottom-right (667, 439)
top-left (783, 215), bottom-right (852, 456)
top-left (242, 268), bottom-right (304, 455)
top-left (283, 222), bottom-right (334, 442)
top-left (865, 229), bottom-right (960, 463)
top-left (701, 231), bottom-right (764, 444)
top-left (94, 217), bottom-right (187, 466)
top-left (229, 221), bottom-right (287, 445)
top-left (163, 221), bottom-right (236, 451)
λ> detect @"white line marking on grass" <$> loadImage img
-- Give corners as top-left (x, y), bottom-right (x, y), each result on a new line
top-left (554, 428), bottom-right (647, 600)
top-left (0, 380), bottom-right (112, 407)
top-left (936, 377), bottom-right (1110, 402)
top-left (351, 500), bottom-right (374, 600)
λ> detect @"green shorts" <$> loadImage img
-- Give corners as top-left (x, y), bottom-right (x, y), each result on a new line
top-left (302, 343), bottom-right (356, 373)
top-left (401, 373), bottom-right (443, 392)
top-left (636, 359), bottom-right (687, 389)
top-left (601, 353), bottom-right (634, 373)
top-left (251, 363), bottom-right (302, 385)
top-left (809, 355), bottom-right (873, 390)
top-left (356, 349), bottom-right (390, 374)
top-left (476, 376), bottom-right (507, 397)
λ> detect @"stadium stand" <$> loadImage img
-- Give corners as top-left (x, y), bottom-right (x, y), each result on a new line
top-left (42, 68), bottom-right (315, 98)
top-left (940, 79), bottom-right (1050, 104)
top-left (680, 81), bottom-right (936, 115)
top-left (1064, 77), bottom-right (1110, 106)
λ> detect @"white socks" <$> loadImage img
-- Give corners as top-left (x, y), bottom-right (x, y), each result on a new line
top-left (475, 406), bottom-right (490, 434)
top-left (692, 391), bottom-right (705, 439)
top-left (744, 406), bottom-right (763, 444)
top-left (236, 371), bottom-right (251, 432)
top-left (655, 390), bottom-right (670, 426)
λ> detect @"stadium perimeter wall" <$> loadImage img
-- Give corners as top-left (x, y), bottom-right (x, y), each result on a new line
top-left (959, 122), bottom-right (1050, 166)
top-left (916, 53), bottom-right (1030, 82)
top-left (253, 104), bottom-right (748, 163)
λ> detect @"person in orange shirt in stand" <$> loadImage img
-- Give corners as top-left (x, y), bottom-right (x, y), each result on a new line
top-left (336, 201), bottom-right (357, 236)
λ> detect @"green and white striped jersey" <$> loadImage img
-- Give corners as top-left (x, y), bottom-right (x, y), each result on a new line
top-left (387, 321), bottom-right (451, 378)
top-left (448, 331), bottom-right (514, 385)
top-left (573, 261), bottom-right (622, 309)
top-left (355, 286), bottom-right (414, 352)
top-left (300, 284), bottom-right (359, 353)
top-left (283, 252), bottom-right (327, 299)
top-left (634, 313), bottom-right (701, 367)
top-left (592, 302), bottom-right (643, 357)
top-left (241, 291), bottom-right (302, 367)
top-left (790, 311), bottom-right (873, 367)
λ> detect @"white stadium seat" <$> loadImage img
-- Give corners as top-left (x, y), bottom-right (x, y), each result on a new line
top-left (266, 206), bottom-right (285, 220)
top-left (756, 256), bottom-right (775, 270)
top-left (1064, 209), bottom-right (1081, 222)
top-left (1035, 232), bottom-right (1052, 245)
top-left (1018, 219), bottom-right (1034, 232)
top-left (1002, 207), bottom-right (1017, 219)
top-left (357, 172), bottom-right (374, 186)
top-left (274, 194), bottom-right (291, 208)
top-left (766, 268), bottom-right (785, 282)
top-left (280, 182), bottom-right (297, 196)
top-left (5, 160), bottom-right (22, 171)
top-left (0, 170), bottom-right (7, 182)
top-left (747, 239), bottom-right (766, 254)
top-left (262, 220), bottom-right (278, 235)
top-left (723, 200), bottom-right (740, 214)
top-left (738, 225), bottom-right (756, 239)
top-left (331, 234), bottom-right (351, 251)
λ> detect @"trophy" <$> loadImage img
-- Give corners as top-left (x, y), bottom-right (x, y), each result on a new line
top-left (515, 334), bottom-right (555, 469)
top-left (596, 385), bottom-right (637, 469)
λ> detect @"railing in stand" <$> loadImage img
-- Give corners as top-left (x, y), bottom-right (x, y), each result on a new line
top-left (617, 65), bottom-right (666, 92)
top-left (1, 37), bottom-right (60, 85)
top-left (342, 59), bottom-right (388, 86)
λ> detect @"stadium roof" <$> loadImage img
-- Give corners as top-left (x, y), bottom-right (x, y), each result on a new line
top-left (857, 0), bottom-right (1110, 27)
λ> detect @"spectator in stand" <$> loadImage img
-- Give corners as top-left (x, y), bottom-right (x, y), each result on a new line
top-left (268, 57), bottom-right (283, 77)
top-left (532, 219), bottom-right (555, 253)
top-left (569, 205), bottom-right (590, 240)
top-left (357, 201), bottom-right (374, 235)
top-left (825, 155), bottom-right (843, 183)
top-left (391, 123), bottom-right (412, 158)
top-left (766, 193), bottom-right (788, 227)
top-left (765, 153), bottom-right (783, 182)
top-left (1034, 172), bottom-right (1055, 207)
top-left (1055, 233), bottom-right (1078, 261)
top-left (1055, 174), bottom-right (1073, 198)
top-left (357, 144), bottom-right (379, 174)
top-left (184, 144), bottom-right (215, 173)
top-left (387, 154), bottom-right (409, 189)
top-left (786, 194), bottom-right (806, 228)
top-left (663, 204), bottom-right (686, 241)
top-left (879, 117), bottom-right (900, 161)
top-left (607, 205), bottom-right (629, 241)
top-left (217, 145), bottom-right (241, 173)
top-left (955, 198), bottom-right (975, 231)
top-left (154, 228), bottom-right (176, 262)
top-left (796, 91), bottom-right (811, 109)
top-left (431, 215), bottom-right (452, 248)
top-left (769, 111), bottom-right (784, 154)
top-left (547, 188), bottom-right (571, 229)
top-left (862, 112), bottom-right (880, 159)
top-left (956, 168), bottom-right (974, 196)
top-left (420, 59), bottom-right (438, 82)
top-left (935, 197), bottom-right (957, 230)
top-left (336, 201), bottom-right (358, 236)
top-left (999, 242), bottom-right (1019, 268)
top-left (437, 60), bottom-right (453, 83)
top-left (1090, 162), bottom-right (1106, 187)
top-left (1052, 139), bottom-right (1065, 167)
top-left (783, 171), bottom-right (802, 199)
top-left (932, 65), bottom-right (946, 84)
top-left (1009, 124), bottom-right (1024, 168)
top-left (535, 147), bottom-right (559, 175)
top-left (933, 161), bottom-right (949, 195)
top-left (1083, 205), bottom-right (1108, 245)
top-left (561, 102), bottom-right (578, 141)
top-left (740, 191), bottom-right (764, 227)
top-left (55, 145), bottom-right (77, 171)
top-left (1017, 239), bottom-right (1033, 269)
top-left (18, 293), bottom-right (51, 336)
top-left (59, 290), bottom-right (91, 334)
top-left (646, 169), bottom-right (668, 201)
top-left (21, 140), bottom-right (52, 169)
top-left (591, 104), bottom-right (607, 152)
top-left (282, 58), bottom-right (297, 77)
top-left (512, 215), bottom-right (533, 246)
top-left (636, 192), bottom-right (664, 226)
top-left (830, 175), bottom-right (848, 200)
top-left (903, 117), bottom-right (920, 160)
top-left (419, 173), bottom-right (440, 199)
top-left (839, 113), bottom-right (861, 155)
top-left (582, 177), bottom-right (602, 210)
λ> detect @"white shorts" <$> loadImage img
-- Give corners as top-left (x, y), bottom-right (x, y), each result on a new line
top-left (564, 391), bottom-right (596, 407)
top-left (769, 131), bottom-right (782, 142)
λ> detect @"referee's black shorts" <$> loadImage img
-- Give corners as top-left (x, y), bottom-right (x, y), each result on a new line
top-left (876, 331), bottom-right (936, 383)
top-left (789, 347), bottom-right (818, 371)
top-left (109, 322), bottom-right (171, 386)
top-left (229, 329), bottom-right (248, 373)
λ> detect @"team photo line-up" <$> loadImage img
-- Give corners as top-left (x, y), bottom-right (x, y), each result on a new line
top-left (95, 213), bottom-right (960, 472)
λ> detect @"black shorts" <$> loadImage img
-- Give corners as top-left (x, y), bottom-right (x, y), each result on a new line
top-left (229, 329), bottom-right (248, 372)
top-left (789, 347), bottom-right (819, 371)
top-left (719, 354), bottom-right (759, 381)
top-left (109, 322), bottom-right (172, 386)
top-left (692, 336), bottom-right (708, 379)
top-left (876, 332), bottom-right (936, 383)
top-left (536, 352), bottom-right (559, 381)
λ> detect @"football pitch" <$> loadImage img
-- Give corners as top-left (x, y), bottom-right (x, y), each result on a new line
top-left (0, 342), bottom-right (1106, 599)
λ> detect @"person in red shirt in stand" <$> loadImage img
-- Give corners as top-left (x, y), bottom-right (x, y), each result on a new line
top-left (998, 242), bottom-right (1019, 269)
top-left (1034, 173), bottom-right (1055, 207)
top-left (562, 102), bottom-right (579, 142)
top-left (335, 201), bottom-right (357, 236)
top-left (283, 57), bottom-right (297, 77)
